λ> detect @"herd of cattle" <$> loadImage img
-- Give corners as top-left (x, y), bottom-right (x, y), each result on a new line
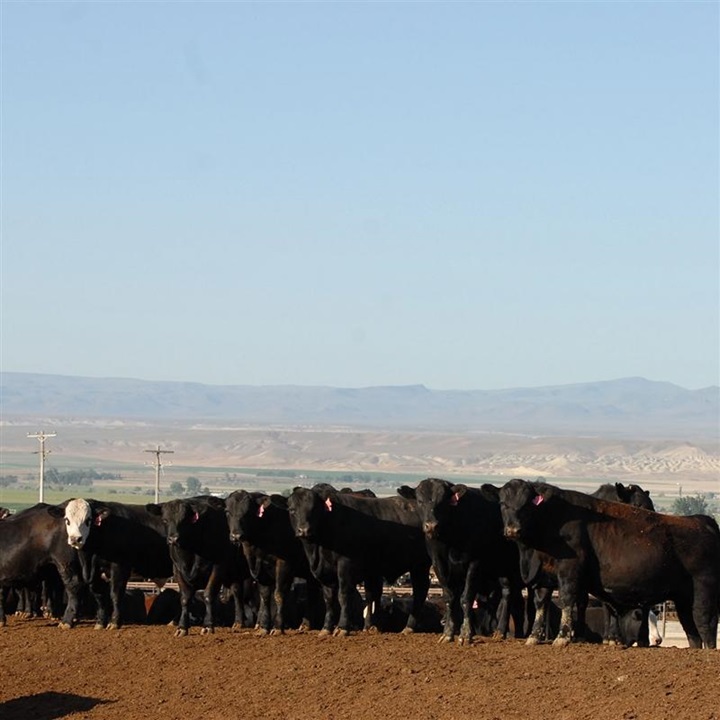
top-left (1, 478), bottom-right (718, 649)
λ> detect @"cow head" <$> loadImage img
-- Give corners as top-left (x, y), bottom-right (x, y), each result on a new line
top-left (499, 478), bottom-right (549, 541)
top-left (225, 490), bottom-right (269, 544)
top-left (56, 498), bottom-right (111, 549)
top-left (287, 486), bottom-right (326, 540)
top-left (617, 483), bottom-right (655, 511)
top-left (412, 478), bottom-right (463, 539)
top-left (146, 499), bottom-right (204, 547)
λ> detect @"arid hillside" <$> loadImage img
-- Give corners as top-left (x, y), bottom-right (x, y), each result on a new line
top-left (2, 417), bottom-right (718, 497)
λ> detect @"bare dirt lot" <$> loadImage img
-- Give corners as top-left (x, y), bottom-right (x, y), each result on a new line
top-left (1, 617), bottom-right (718, 720)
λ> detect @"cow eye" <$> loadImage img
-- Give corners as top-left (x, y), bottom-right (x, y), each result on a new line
top-left (65, 518), bottom-right (70, 525)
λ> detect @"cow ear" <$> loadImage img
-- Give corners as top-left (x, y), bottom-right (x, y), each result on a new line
top-left (615, 483), bottom-right (629, 501)
top-left (146, 503), bottom-right (162, 516)
top-left (47, 505), bottom-right (65, 518)
top-left (397, 485), bottom-right (416, 500)
top-left (480, 483), bottom-right (499, 500)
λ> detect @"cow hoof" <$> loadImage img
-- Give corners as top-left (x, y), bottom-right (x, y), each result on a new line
top-left (173, 627), bottom-right (189, 637)
top-left (457, 636), bottom-right (473, 647)
top-left (255, 628), bottom-right (270, 637)
top-left (318, 629), bottom-right (332, 638)
top-left (269, 628), bottom-right (284, 636)
top-left (525, 636), bottom-right (540, 646)
top-left (333, 628), bottom-right (350, 638)
top-left (106, 623), bottom-right (120, 631)
top-left (552, 636), bottom-right (571, 647)
top-left (200, 626), bottom-right (214, 635)
top-left (365, 625), bottom-right (380, 635)
top-left (400, 626), bottom-right (415, 635)
top-left (438, 634), bottom-right (453, 644)
top-left (93, 623), bottom-right (106, 630)
top-left (58, 622), bottom-right (73, 630)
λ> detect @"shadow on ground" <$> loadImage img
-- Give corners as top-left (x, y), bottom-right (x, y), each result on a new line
top-left (0, 691), bottom-right (111, 719)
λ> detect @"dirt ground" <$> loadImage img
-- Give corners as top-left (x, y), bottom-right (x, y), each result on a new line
top-left (1, 617), bottom-right (718, 720)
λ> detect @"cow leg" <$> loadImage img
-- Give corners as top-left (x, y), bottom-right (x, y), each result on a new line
top-left (403, 565), bottom-right (430, 634)
top-left (174, 575), bottom-right (195, 637)
top-left (56, 562), bottom-right (83, 630)
top-left (107, 564), bottom-right (131, 630)
top-left (200, 566), bottom-right (222, 635)
top-left (552, 580), bottom-right (578, 647)
top-left (674, 598), bottom-right (702, 648)
top-left (526, 586), bottom-right (551, 644)
top-left (300, 577), bottom-right (323, 632)
top-left (434, 560), bottom-right (460, 643)
top-left (691, 577), bottom-right (719, 649)
top-left (0, 588), bottom-right (6, 627)
top-left (575, 591), bottom-right (590, 642)
top-left (318, 583), bottom-right (338, 636)
top-left (458, 560), bottom-right (481, 646)
top-left (89, 572), bottom-right (111, 629)
top-left (255, 581), bottom-right (273, 636)
top-left (602, 605), bottom-right (623, 645)
top-left (493, 577), bottom-right (515, 639)
top-left (362, 575), bottom-right (383, 633)
top-left (271, 561), bottom-right (293, 635)
top-left (334, 559), bottom-right (355, 637)
top-left (226, 580), bottom-right (246, 630)
top-left (634, 607), bottom-right (651, 647)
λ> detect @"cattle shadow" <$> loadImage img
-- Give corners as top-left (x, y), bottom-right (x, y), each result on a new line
top-left (0, 691), bottom-right (111, 720)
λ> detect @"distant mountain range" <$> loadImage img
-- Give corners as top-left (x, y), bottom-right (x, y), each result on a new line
top-left (1, 372), bottom-right (718, 439)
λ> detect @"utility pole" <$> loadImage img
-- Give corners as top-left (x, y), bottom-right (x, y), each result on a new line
top-left (28, 431), bottom-right (57, 503)
top-left (144, 446), bottom-right (174, 504)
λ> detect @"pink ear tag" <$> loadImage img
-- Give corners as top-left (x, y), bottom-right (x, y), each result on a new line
top-left (257, 504), bottom-right (265, 518)
top-left (191, 511), bottom-right (200, 524)
top-left (450, 492), bottom-right (460, 506)
top-left (325, 498), bottom-right (333, 512)
top-left (532, 494), bottom-right (544, 507)
top-left (94, 515), bottom-right (103, 527)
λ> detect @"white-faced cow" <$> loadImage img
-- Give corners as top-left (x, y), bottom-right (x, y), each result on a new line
top-left (52, 498), bottom-right (173, 629)
top-left (0, 503), bottom-right (85, 629)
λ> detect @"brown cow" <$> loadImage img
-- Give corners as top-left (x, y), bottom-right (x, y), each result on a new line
top-left (500, 479), bottom-right (720, 648)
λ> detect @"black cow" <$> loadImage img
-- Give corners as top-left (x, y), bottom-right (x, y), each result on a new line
top-left (516, 482), bottom-right (656, 645)
top-left (50, 498), bottom-right (173, 629)
top-left (146, 496), bottom-right (252, 636)
top-left (398, 479), bottom-right (525, 645)
top-left (224, 490), bottom-right (323, 634)
top-left (500, 478), bottom-right (720, 648)
top-left (0, 503), bottom-right (85, 629)
top-left (287, 484), bottom-right (431, 636)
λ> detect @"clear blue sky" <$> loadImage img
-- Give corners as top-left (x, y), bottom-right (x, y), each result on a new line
top-left (2, 1), bottom-right (718, 391)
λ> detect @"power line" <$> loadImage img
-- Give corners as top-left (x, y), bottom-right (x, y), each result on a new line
top-left (27, 431), bottom-right (57, 503)
top-left (144, 446), bottom-right (174, 504)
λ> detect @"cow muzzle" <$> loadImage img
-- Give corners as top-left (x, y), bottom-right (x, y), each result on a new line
top-left (503, 525), bottom-right (520, 539)
top-left (68, 536), bottom-right (84, 549)
top-left (423, 521), bottom-right (438, 538)
top-left (229, 532), bottom-right (243, 544)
